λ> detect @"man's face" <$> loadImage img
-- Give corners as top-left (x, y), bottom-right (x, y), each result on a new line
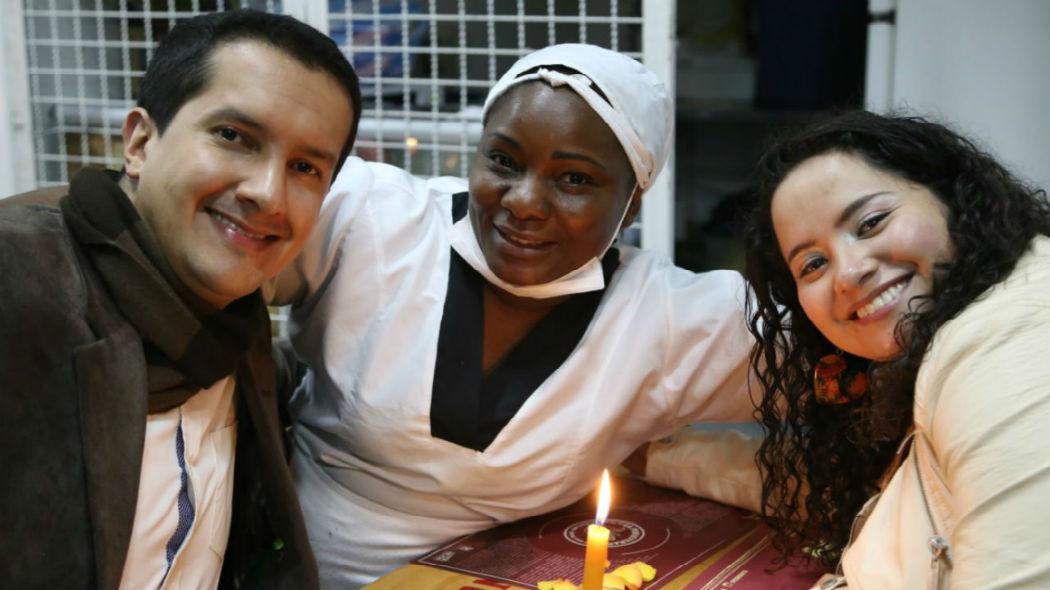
top-left (123, 40), bottom-right (353, 308)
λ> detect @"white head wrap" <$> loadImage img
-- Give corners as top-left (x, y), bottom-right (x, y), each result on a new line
top-left (482, 43), bottom-right (673, 192)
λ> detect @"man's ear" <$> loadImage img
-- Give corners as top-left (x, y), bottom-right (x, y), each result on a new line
top-left (122, 107), bottom-right (156, 180)
top-left (621, 186), bottom-right (643, 230)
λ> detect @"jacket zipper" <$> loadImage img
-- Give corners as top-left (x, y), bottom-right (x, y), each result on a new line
top-left (927, 535), bottom-right (950, 590)
top-left (912, 433), bottom-right (951, 590)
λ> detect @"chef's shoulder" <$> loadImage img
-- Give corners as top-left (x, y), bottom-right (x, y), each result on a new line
top-left (326, 156), bottom-right (467, 216)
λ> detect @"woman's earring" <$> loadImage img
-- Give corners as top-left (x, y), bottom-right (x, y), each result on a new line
top-left (813, 351), bottom-right (869, 404)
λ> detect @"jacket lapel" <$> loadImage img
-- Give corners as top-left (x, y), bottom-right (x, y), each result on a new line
top-left (237, 339), bottom-right (293, 533)
top-left (74, 322), bottom-right (148, 590)
top-left (233, 335), bottom-right (320, 588)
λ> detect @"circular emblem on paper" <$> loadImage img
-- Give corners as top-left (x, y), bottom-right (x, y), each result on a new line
top-left (561, 518), bottom-right (644, 548)
top-left (533, 510), bottom-right (673, 556)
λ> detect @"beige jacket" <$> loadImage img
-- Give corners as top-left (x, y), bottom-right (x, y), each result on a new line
top-left (840, 235), bottom-right (1050, 589)
top-left (647, 236), bottom-right (1050, 590)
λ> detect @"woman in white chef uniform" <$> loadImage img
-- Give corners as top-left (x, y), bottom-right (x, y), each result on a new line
top-left (269, 44), bottom-right (756, 588)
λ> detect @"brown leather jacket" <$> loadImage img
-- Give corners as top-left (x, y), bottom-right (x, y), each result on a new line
top-left (0, 183), bottom-right (318, 590)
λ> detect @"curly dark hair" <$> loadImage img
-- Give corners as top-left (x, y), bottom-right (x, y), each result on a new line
top-left (743, 110), bottom-right (1050, 566)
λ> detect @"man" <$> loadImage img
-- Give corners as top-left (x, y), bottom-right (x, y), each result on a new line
top-left (0, 10), bottom-right (359, 590)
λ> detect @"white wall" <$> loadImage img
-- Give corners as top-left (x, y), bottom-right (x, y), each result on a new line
top-left (0, 55), bottom-right (11, 196)
top-left (0, 4), bottom-right (36, 197)
top-left (886, 0), bottom-right (1050, 192)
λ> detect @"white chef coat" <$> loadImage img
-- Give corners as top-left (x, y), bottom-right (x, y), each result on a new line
top-left (269, 157), bottom-right (756, 589)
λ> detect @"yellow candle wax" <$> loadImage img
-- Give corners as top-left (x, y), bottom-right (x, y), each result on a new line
top-left (582, 523), bottom-right (610, 590)
top-left (582, 469), bottom-right (613, 590)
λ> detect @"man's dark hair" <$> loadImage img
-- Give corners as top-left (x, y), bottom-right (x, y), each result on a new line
top-left (138, 10), bottom-right (362, 177)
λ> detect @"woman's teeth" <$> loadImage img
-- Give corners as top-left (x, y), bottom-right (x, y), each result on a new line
top-left (501, 229), bottom-right (545, 247)
top-left (856, 279), bottom-right (907, 319)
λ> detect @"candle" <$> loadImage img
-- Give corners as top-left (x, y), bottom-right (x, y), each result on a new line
top-left (582, 469), bottom-right (612, 590)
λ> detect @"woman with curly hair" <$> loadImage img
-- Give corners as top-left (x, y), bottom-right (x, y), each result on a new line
top-left (740, 110), bottom-right (1050, 589)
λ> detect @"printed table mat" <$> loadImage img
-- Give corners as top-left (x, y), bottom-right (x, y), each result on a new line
top-left (365, 478), bottom-right (825, 590)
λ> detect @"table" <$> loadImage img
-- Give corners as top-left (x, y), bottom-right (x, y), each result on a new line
top-left (364, 477), bottom-right (826, 590)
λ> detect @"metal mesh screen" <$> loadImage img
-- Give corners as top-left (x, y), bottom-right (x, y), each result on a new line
top-left (23, 0), bottom-right (643, 186)
top-left (22, 0), bottom-right (280, 187)
top-left (330, 0), bottom-right (643, 178)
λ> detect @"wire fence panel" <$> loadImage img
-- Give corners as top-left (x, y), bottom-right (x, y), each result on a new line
top-left (329, 0), bottom-right (642, 178)
top-left (22, 0), bottom-right (279, 187)
top-left (23, 0), bottom-right (642, 186)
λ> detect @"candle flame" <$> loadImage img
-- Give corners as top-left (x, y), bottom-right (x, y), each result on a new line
top-left (595, 469), bottom-right (612, 525)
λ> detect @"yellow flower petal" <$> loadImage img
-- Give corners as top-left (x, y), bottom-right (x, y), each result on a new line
top-left (634, 561), bottom-right (657, 582)
top-left (601, 573), bottom-right (627, 590)
top-left (609, 564), bottom-right (642, 590)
